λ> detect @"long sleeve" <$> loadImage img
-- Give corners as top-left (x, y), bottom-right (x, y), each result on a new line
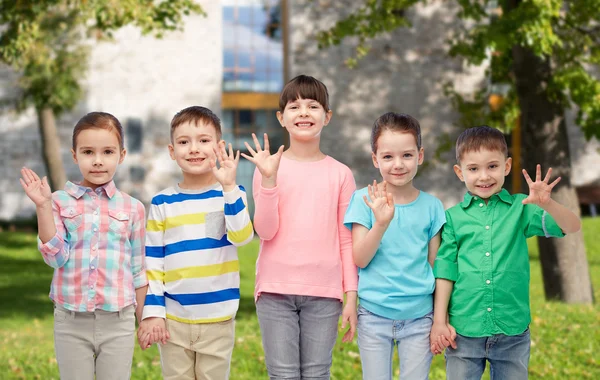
top-left (433, 211), bottom-right (459, 282)
top-left (338, 167), bottom-right (358, 292)
top-left (252, 167), bottom-right (280, 241)
top-left (37, 197), bottom-right (69, 268)
top-left (130, 200), bottom-right (148, 289)
top-left (224, 186), bottom-right (254, 247)
top-left (142, 200), bottom-right (166, 320)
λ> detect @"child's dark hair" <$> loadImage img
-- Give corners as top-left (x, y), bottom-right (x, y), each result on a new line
top-left (455, 125), bottom-right (508, 163)
top-left (279, 75), bottom-right (330, 112)
top-left (72, 112), bottom-right (124, 150)
top-left (170, 106), bottom-right (222, 141)
top-left (371, 112), bottom-right (422, 153)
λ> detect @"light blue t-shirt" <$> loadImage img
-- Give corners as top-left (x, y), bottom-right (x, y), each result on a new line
top-left (344, 188), bottom-right (446, 320)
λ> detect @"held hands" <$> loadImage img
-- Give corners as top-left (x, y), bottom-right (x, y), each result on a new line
top-left (522, 164), bottom-right (561, 207)
top-left (211, 140), bottom-right (240, 192)
top-left (241, 133), bottom-right (284, 180)
top-left (20, 167), bottom-right (52, 207)
top-left (429, 321), bottom-right (457, 355)
top-left (363, 181), bottom-right (394, 227)
top-left (137, 317), bottom-right (170, 350)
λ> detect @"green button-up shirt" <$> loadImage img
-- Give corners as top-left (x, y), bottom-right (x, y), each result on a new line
top-left (433, 189), bottom-right (564, 337)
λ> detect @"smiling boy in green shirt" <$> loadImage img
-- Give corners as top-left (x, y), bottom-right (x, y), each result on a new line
top-left (431, 126), bottom-right (581, 380)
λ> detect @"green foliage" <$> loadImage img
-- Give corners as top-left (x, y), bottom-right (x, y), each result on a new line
top-left (0, 0), bottom-right (204, 115)
top-left (1, 222), bottom-right (600, 379)
top-left (316, 0), bottom-right (600, 139)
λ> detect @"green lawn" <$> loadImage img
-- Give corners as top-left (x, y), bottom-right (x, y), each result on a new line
top-left (1, 218), bottom-right (599, 379)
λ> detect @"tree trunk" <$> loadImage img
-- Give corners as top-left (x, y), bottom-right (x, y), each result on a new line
top-left (37, 107), bottom-right (66, 191)
top-left (512, 45), bottom-right (594, 304)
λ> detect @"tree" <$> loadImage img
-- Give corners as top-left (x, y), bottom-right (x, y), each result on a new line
top-left (317, 0), bottom-right (598, 303)
top-left (0, 0), bottom-right (204, 191)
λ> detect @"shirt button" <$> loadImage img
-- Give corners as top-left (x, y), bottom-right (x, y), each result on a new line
top-left (92, 247), bottom-right (96, 251)
top-left (487, 307), bottom-right (492, 312)
top-left (93, 228), bottom-right (98, 232)
top-left (91, 265), bottom-right (95, 270)
top-left (90, 285), bottom-right (94, 289)
top-left (485, 252), bottom-right (490, 256)
top-left (486, 280), bottom-right (491, 284)
top-left (479, 203), bottom-right (483, 207)
top-left (485, 225), bottom-right (490, 230)
top-left (93, 210), bottom-right (98, 215)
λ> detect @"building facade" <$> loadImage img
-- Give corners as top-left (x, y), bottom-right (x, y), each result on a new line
top-left (0, 0), bottom-right (598, 221)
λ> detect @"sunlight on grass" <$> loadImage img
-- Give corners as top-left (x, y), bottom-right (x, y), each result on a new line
top-left (0, 218), bottom-right (599, 379)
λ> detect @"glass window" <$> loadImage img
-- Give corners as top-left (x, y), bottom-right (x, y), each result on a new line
top-left (223, 0), bottom-right (283, 93)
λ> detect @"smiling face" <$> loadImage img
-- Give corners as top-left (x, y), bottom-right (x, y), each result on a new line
top-left (169, 120), bottom-right (219, 177)
top-left (276, 97), bottom-right (332, 142)
top-left (372, 130), bottom-right (424, 189)
top-left (454, 148), bottom-right (512, 200)
top-left (71, 128), bottom-right (126, 189)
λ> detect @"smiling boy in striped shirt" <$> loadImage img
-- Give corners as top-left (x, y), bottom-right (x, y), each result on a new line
top-left (138, 106), bottom-right (253, 380)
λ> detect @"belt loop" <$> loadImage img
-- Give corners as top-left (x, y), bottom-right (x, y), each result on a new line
top-left (119, 308), bottom-right (125, 319)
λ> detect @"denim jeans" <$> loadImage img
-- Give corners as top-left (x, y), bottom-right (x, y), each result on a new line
top-left (445, 329), bottom-right (530, 380)
top-left (357, 304), bottom-right (433, 380)
top-left (256, 292), bottom-right (342, 380)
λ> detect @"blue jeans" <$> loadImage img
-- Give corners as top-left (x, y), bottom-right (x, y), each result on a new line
top-left (357, 304), bottom-right (433, 380)
top-left (445, 329), bottom-right (531, 380)
top-left (256, 293), bottom-right (342, 380)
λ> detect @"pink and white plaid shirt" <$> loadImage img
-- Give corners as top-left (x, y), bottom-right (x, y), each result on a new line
top-left (38, 180), bottom-right (148, 312)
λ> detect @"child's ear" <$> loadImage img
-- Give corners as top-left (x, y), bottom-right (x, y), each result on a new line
top-left (323, 110), bottom-right (333, 126)
top-left (453, 164), bottom-right (465, 182)
top-left (418, 147), bottom-right (424, 165)
top-left (276, 111), bottom-right (284, 127)
top-left (504, 157), bottom-right (512, 176)
top-left (119, 149), bottom-right (127, 164)
top-left (168, 144), bottom-right (176, 160)
top-left (371, 152), bottom-right (379, 168)
top-left (71, 149), bottom-right (77, 164)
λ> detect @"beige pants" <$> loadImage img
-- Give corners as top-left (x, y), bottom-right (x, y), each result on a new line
top-left (53, 304), bottom-right (135, 380)
top-left (159, 318), bottom-right (236, 380)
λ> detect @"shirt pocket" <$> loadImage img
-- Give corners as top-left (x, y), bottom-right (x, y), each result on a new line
top-left (108, 210), bottom-right (130, 235)
top-left (60, 207), bottom-right (83, 232)
top-left (205, 211), bottom-right (226, 240)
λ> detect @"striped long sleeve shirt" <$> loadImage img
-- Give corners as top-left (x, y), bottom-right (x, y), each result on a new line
top-left (142, 183), bottom-right (253, 323)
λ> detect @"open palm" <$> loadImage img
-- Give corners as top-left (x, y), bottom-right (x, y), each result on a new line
top-left (363, 180), bottom-right (394, 226)
top-left (211, 140), bottom-right (240, 189)
top-left (20, 167), bottom-right (52, 207)
top-left (241, 133), bottom-right (284, 179)
top-left (522, 164), bottom-right (561, 206)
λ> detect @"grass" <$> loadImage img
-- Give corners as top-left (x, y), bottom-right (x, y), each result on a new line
top-left (1, 218), bottom-right (599, 379)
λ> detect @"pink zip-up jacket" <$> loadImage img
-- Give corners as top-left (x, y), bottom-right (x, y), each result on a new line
top-left (252, 155), bottom-right (358, 301)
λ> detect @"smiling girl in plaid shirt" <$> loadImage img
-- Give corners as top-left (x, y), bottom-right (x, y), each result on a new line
top-left (20, 112), bottom-right (148, 380)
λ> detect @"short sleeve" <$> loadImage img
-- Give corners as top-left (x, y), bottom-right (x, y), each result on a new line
top-left (343, 189), bottom-right (372, 230)
top-left (429, 197), bottom-right (446, 240)
top-left (433, 210), bottom-right (459, 281)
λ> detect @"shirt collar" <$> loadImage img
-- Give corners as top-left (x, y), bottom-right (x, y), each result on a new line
top-left (64, 180), bottom-right (117, 199)
top-left (460, 188), bottom-right (513, 208)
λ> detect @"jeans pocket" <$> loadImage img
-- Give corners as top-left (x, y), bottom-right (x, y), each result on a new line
top-left (53, 306), bottom-right (70, 324)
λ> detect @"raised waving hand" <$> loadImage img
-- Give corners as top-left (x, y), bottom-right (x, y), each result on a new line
top-left (211, 140), bottom-right (240, 192)
top-left (363, 180), bottom-right (395, 227)
top-left (20, 167), bottom-right (52, 207)
top-left (522, 164), bottom-right (561, 206)
top-left (241, 133), bottom-right (284, 180)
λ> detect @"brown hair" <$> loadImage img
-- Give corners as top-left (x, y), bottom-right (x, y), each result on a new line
top-left (455, 125), bottom-right (508, 163)
top-left (72, 112), bottom-right (124, 150)
top-left (279, 75), bottom-right (330, 112)
top-left (371, 112), bottom-right (422, 153)
top-left (170, 106), bottom-right (222, 141)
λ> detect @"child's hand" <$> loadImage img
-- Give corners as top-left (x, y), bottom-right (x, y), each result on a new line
top-left (137, 317), bottom-right (169, 350)
top-left (211, 140), bottom-right (240, 193)
top-left (340, 299), bottom-right (357, 343)
top-left (363, 180), bottom-right (394, 227)
top-left (430, 321), bottom-right (457, 355)
top-left (241, 133), bottom-right (284, 180)
top-left (19, 167), bottom-right (52, 207)
top-left (522, 164), bottom-right (561, 207)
